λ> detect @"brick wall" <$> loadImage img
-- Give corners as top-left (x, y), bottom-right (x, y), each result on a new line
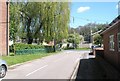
top-left (103, 21), bottom-right (120, 71)
top-left (0, 0), bottom-right (9, 56)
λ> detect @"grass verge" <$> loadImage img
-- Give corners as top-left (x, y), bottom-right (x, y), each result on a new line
top-left (75, 48), bottom-right (91, 50)
top-left (2, 52), bottom-right (58, 66)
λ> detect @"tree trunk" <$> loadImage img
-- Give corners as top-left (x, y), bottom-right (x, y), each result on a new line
top-left (27, 18), bottom-right (33, 44)
top-left (28, 37), bottom-right (33, 44)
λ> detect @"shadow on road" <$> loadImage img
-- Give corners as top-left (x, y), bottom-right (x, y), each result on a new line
top-left (75, 57), bottom-right (120, 81)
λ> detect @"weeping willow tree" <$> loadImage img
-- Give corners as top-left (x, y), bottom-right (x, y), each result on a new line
top-left (9, 2), bottom-right (22, 54)
top-left (9, 2), bottom-right (21, 42)
top-left (35, 2), bottom-right (70, 41)
top-left (10, 2), bottom-right (70, 45)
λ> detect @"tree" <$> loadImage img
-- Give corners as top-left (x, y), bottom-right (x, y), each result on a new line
top-left (93, 34), bottom-right (102, 46)
top-left (9, 2), bottom-right (22, 54)
top-left (67, 33), bottom-right (83, 48)
top-left (20, 2), bottom-right (40, 44)
top-left (10, 2), bottom-right (70, 46)
top-left (9, 2), bottom-right (21, 42)
top-left (69, 23), bottom-right (108, 43)
top-left (79, 26), bottom-right (91, 42)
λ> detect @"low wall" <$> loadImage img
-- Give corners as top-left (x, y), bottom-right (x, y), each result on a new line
top-left (93, 48), bottom-right (104, 58)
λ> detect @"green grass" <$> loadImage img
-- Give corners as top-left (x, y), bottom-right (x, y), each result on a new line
top-left (75, 48), bottom-right (91, 50)
top-left (2, 52), bottom-right (57, 66)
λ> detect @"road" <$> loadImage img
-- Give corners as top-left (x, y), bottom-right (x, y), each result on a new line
top-left (3, 50), bottom-right (90, 79)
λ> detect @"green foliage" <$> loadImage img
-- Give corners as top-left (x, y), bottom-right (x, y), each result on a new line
top-left (93, 34), bottom-right (102, 46)
top-left (9, 43), bottom-right (44, 52)
top-left (67, 34), bottom-right (75, 43)
top-left (91, 24), bottom-right (108, 33)
top-left (9, 44), bottom-right (14, 52)
top-left (9, 53), bottom-right (15, 56)
top-left (76, 48), bottom-right (90, 50)
top-left (69, 23), bottom-right (108, 42)
top-left (9, 2), bottom-right (70, 44)
top-left (15, 43), bottom-right (44, 50)
top-left (9, 43), bottom-right (45, 54)
top-left (15, 49), bottom-right (46, 55)
top-left (44, 46), bottom-right (54, 53)
top-left (67, 33), bottom-right (83, 44)
top-left (2, 53), bottom-right (56, 66)
top-left (9, 3), bottom-right (21, 41)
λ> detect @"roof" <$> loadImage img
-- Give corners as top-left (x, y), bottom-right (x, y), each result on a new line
top-left (101, 15), bottom-right (120, 34)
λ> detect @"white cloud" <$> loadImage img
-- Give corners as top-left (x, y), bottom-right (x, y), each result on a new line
top-left (77, 6), bottom-right (90, 13)
top-left (116, 4), bottom-right (118, 9)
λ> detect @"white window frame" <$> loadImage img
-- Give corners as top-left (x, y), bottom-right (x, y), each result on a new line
top-left (118, 33), bottom-right (120, 52)
top-left (109, 35), bottom-right (114, 51)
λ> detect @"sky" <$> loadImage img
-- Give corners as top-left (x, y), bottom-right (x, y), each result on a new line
top-left (69, 2), bottom-right (119, 28)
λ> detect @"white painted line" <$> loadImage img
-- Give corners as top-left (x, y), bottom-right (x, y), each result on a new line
top-left (26, 65), bottom-right (48, 77)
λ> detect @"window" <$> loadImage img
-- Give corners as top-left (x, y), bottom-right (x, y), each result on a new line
top-left (109, 35), bottom-right (114, 51)
top-left (118, 33), bottom-right (120, 51)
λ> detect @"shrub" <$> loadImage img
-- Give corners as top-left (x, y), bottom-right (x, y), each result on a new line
top-left (9, 53), bottom-right (15, 56)
top-left (9, 43), bottom-right (45, 54)
top-left (9, 44), bottom-right (14, 52)
top-left (44, 46), bottom-right (54, 53)
top-left (15, 49), bottom-right (46, 55)
top-left (15, 43), bottom-right (44, 50)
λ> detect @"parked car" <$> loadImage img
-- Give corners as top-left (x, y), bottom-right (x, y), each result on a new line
top-left (0, 59), bottom-right (7, 78)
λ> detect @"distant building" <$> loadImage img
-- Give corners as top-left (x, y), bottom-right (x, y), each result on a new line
top-left (101, 15), bottom-right (120, 71)
top-left (0, 0), bottom-right (9, 56)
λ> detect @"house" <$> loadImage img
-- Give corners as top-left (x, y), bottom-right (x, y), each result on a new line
top-left (101, 15), bottom-right (120, 71)
top-left (0, 0), bottom-right (9, 56)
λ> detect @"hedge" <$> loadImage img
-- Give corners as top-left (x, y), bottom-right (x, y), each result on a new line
top-left (15, 43), bottom-right (44, 50)
top-left (15, 49), bottom-right (46, 55)
top-left (10, 43), bottom-right (54, 54)
top-left (9, 43), bottom-right (61, 54)
top-left (44, 46), bottom-right (54, 53)
top-left (9, 43), bottom-right (45, 54)
top-left (44, 44), bottom-right (61, 53)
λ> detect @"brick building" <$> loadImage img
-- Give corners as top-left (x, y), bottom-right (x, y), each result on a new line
top-left (0, 0), bottom-right (9, 56)
top-left (101, 15), bottom-right (120, 71)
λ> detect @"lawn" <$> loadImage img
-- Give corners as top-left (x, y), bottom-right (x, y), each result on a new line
top-left (2, 52), bottom-right (57, 66)
top-left (76, 48), bottom-right (91, 50)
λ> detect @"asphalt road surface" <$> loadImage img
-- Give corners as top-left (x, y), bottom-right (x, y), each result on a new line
top-left (3, 50), bottom-right (90, 79)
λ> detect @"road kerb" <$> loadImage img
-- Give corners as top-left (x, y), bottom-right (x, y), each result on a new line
top-left (69, 59), bottom-right (80, 81)
top-left (8, 52), bottom-right (62, 69)
top-left (8, 59), bottom-right (39, 69)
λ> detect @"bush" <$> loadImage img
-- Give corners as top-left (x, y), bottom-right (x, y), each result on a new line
top-left (9, 53), bottom-right (15, 56)
top-left (9, 43), bottom-right (45, 54)
top-left (44, 46), bottom-right (54, 53)
top-left (9, 44), bottom-right (14, 52)
top-left (9, 43), bottom-right (61, 54)
top-left (15, 43), bottom-right (44, 50)
top-left (15, 49), bottom-right (46, 55)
